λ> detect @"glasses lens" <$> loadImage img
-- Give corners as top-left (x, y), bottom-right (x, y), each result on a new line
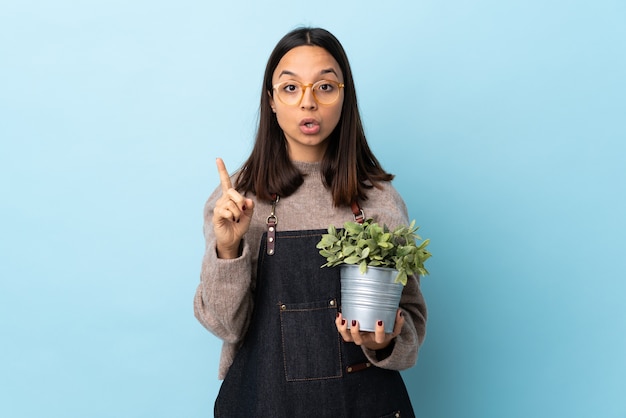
top-left (275, 82), bottom-right (303, 105)
top-left (312, 80), bottom-right (341, 105)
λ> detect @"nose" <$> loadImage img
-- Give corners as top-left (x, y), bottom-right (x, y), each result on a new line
top-left (300, 85), bottom-right (317, 109)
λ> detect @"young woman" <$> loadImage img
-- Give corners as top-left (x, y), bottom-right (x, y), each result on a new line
top-left (194, 27), bottom-right (427, 417)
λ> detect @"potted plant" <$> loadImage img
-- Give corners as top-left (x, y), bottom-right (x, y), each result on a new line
top-left (316, 218), bottom-right (431, 332)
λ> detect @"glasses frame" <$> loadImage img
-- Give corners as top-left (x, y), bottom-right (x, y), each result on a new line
top-left (272, 79), bottom-right (345, 106)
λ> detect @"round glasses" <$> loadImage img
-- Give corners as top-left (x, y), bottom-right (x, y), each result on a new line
top-left (272, 80), bottom-right (345, 106)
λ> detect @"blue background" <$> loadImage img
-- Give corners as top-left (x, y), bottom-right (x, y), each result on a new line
top-left (1, 1), bottom-right (624, 417)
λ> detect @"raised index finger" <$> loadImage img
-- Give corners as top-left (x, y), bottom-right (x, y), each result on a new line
top-left (216, 158), bottom-right (233, 194)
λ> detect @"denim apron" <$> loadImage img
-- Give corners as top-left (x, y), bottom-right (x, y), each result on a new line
top-left (214, 228), bottom-right (416, 418)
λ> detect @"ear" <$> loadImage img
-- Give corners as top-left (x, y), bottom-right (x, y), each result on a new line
top-left (268, 90), bottom-right (276, 113)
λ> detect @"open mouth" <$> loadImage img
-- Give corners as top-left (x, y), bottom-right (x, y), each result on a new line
top-left (299, 119), bottom-right (321, 134)
top-left (300, 118), bottom-right (318, 127)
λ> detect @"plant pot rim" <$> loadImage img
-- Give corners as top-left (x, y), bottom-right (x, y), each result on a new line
top-left (339, 265), bottom-right (398, 272)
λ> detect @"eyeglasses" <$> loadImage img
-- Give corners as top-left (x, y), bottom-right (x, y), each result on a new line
top-left (272, 80), bottom-right (345, 106)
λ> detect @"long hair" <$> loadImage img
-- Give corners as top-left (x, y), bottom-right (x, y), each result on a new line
top-left (235, 27), bottom-right (394, 206)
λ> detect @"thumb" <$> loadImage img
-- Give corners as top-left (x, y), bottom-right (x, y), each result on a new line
top-left (243, 198), bottom-right (255, 214)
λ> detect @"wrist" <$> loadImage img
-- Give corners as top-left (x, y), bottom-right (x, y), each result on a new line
top-left (375, 338), bottom-right (396, 361)
top-left (216, 240), bottom-right (243, 259)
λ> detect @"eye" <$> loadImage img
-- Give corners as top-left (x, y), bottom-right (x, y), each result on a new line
top-left (317, 82), bottom-right (335, 92)
top-left (282, 82), bottom-right (301, 94)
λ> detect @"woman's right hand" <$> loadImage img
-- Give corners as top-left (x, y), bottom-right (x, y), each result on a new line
top-left (213, 158), bottom-right (255, 259)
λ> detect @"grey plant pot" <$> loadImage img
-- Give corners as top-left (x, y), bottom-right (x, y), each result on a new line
top-left (340, 265), bottom-right (403, 333)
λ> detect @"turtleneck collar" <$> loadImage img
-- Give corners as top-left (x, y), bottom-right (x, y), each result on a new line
top-left (291, 160), bottom-right (322, 176)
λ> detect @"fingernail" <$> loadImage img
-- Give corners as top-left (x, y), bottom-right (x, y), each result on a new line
top-left (351, 320), bottom-right (357, 327)
top-left (377, 320), bottom-right (383, 326)
top-left (341, 319), bottom-right (346, 326)
top-left (242, 205), bottom-right (247, 211)
top-left (399, 311), bottom-right (404, 317)
top-left (336, 312), bottom-right (340, 318)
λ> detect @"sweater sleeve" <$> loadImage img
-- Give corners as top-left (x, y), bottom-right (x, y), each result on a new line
top-left (359, 183), bottom-right (428, 370)
top-left (193, 187), bottom-right (255, 345)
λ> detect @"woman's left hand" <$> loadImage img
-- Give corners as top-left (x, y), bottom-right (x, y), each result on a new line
top-left (335, 309), bottom-right (404, 351)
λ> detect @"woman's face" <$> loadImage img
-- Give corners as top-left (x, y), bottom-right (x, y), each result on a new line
top-left (270, 45), bottom-right (344, 162)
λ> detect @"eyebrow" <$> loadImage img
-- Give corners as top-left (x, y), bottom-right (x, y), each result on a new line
top-left (278, 68), bottom-right (339, 78)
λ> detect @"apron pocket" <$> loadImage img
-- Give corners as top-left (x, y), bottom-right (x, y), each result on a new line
top-left (279, 299), bottom-right (342, 381)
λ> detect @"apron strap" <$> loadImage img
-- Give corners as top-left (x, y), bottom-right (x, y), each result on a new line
top-left (266, 194), bottom-right (279, 255)
top-left (351, 200), bottom-right (365, 224)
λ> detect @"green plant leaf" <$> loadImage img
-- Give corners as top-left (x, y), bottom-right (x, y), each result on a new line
top-left (395, 271), bottom-right (408, 286)
top-left (344, 256), bottom-right (361, 264)
top-left (344, 221), bottom-right (363, 235)
top-left (317, 218), bottom-right (432, 283)
top-left (318, 249), bottom-right (336, 258)
top-left (359, 260), bottom-right (368, 274)
top-left (343, 245), bottom-right (356, 256)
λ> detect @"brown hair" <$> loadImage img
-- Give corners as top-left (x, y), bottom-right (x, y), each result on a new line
top-left (235, 27), bottom-right (393, 206)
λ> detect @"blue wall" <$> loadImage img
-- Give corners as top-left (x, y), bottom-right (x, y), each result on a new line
top-left (1, 1), bottom-right (624, 417)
